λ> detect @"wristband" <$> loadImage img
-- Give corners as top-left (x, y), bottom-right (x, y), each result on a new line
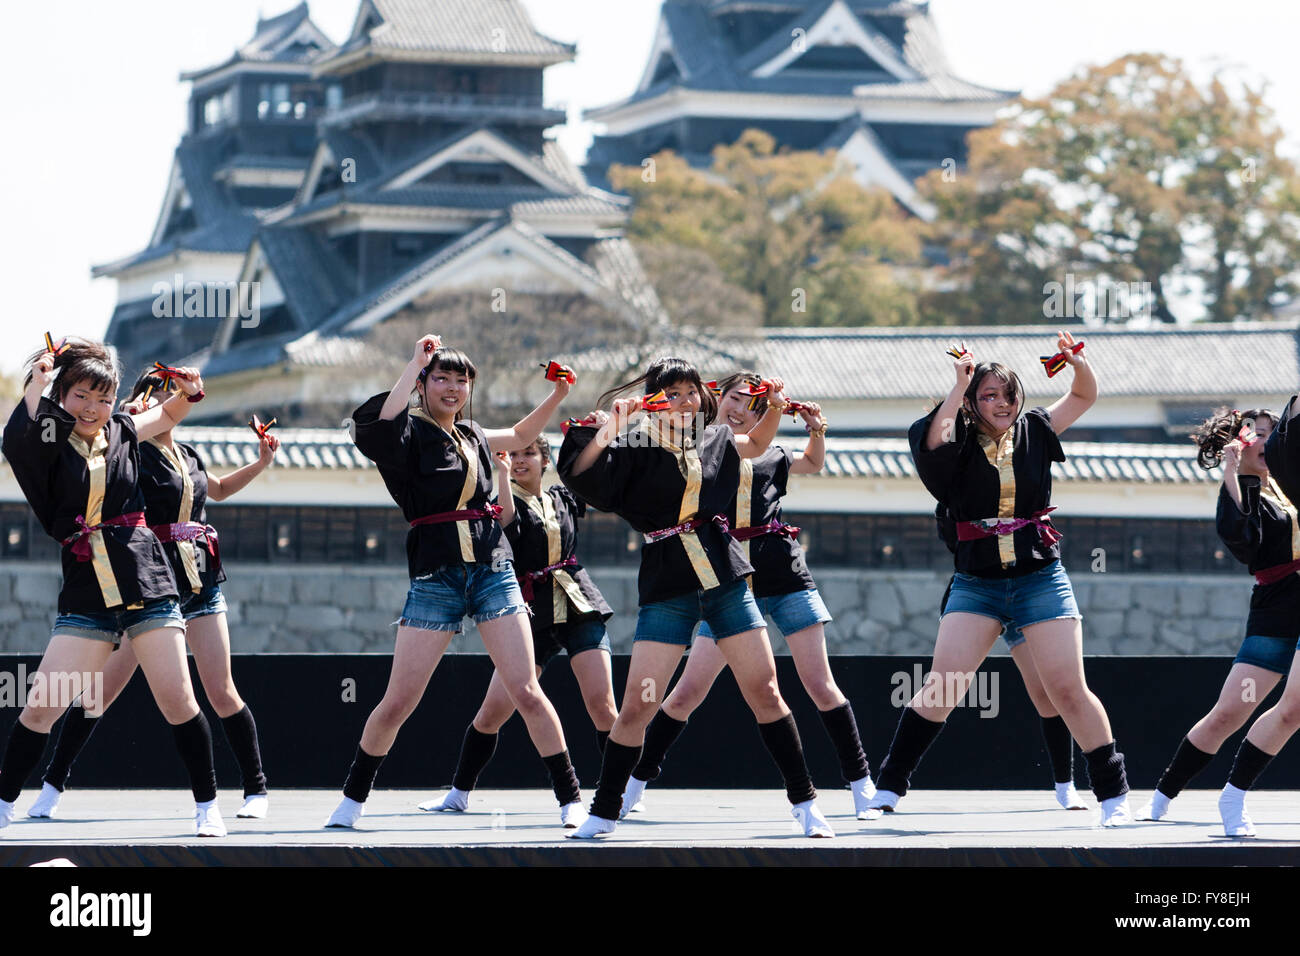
top-left (186, 390), bottom-right (205, 403)
top-left (806, 424), bottom-right (827, 438)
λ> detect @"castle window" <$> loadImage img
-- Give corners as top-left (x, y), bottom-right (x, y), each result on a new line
top-left (201, 89), bottom-right (233, 128)
top-left (256, 83), bottom-right (312, 120)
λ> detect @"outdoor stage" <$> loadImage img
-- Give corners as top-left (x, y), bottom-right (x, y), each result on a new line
top-left (1, 787), bottom-right (1296, 867)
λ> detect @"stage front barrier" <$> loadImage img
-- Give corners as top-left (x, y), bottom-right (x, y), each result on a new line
top-left (0, 654), bottom-right (1283, 791)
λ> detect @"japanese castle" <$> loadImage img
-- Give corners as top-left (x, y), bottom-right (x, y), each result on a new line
top-left (95, 0), bottom-right (664, 423)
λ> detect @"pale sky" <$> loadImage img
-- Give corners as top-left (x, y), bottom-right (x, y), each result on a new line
top-left (2, 0), bottom-right (1297, 373)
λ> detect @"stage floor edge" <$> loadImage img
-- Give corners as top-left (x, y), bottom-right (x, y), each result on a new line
top-left (2, 789), bottom-right (1296, 867)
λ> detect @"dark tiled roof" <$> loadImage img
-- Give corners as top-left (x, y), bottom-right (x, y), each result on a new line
top-left (157, 427), bottom-right (1222, 486)
top-left (321, 128), bottom-right (386, 185)
top-left (181, 2), bottom-right (336, 80)
top-left (818, 437), bottom-right (1221, 484)
top-left (718, 325), bottom-right (1300, 401)
top-left (589, 237), bottom-right (671, 330)
top-left (172, 425), bottom-right (373, 471)
top-left (596, 0), bottom-right (1011, 110)
top-left (256, 226), bottom-right (353, 327)
top-left (733, 1), bottom-right (842, 75)
top-left (286, 129), bottom-right (622, 222)
top-left (331, 0), bottom-right (575, 63)
top-left (510, 194), bottom-right (627, 218)
top-left (372, 125), bottom-right (578, 193)
top-left (541, 141), bottom-right (590, 190)
top-left (195, 334), bottom-right (298, 379)
top-left (175, 140), bottom-right (233, 224)
top-left (316, 219), bottom-right (510, 334)
top-left (283, 333), bottom-right (390, 369)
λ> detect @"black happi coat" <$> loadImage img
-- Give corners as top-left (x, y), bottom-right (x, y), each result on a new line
top-left (730, 446), bottom-right (815, 599)
top-left (504, 482), bottom-right (612, 629)
top-left (1223, 414), bottom-right (1300, 640)
top-left (1265, 395), bottom-right (1300, 504)
top-left (2, 398), bottom-right (177, 612)
top-left (138, 439), bottom-right (226, 594)
top-left (910, 405), bottom-right (1065, 578)
top-left (351, 392), bottom-right (510, 578)
top-left (558, 418), bottom-right (752, 606)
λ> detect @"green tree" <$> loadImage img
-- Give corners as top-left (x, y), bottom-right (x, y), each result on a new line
top-left (611, 129), bottom-right (922, 327)
top-left (918, 54), bottom-right (1300, 324)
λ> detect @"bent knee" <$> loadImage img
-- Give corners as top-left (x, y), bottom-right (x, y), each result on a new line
top-left (1205, 704), bottom-right (1253, 734)
top-left (805, 678), bottom-right (844, 710)
top-left (205, 685), bottom-right (243, 716)
top-left (18, 708), bottom-right (61, 734)
top-left (1274, 702), bottom-right (1300, 729)
top-left (1042, 679), bottom-right (1088, 713)
top-left (155, 696), bottom-right (200, 724)
top-left (374, 692), bottom-right (422, 726)
top-left (507, 680), bottom-right (548, 712)
top-left (744, 675), bottom-right (783, 705)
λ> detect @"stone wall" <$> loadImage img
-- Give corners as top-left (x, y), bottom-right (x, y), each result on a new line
top-left (0, 562), bottom-right (1257, 656)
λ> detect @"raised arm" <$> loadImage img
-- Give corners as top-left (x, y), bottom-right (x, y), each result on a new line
top-left (207, 432), bottom-right (280, 501)
top-left (133, 368), bottom-right (204, 442)
top-left (381, 335), bottom-right (441, 421)
top-left (734, 378), bottom-right (789, 459)
top-left (1044, 330), bottom-right (1097, 436)
top-left (1216, 442), bottom-right (1263, 566)
top-left (484, 370), bottom-right (573, 453)
top-left (790, 402), bottom-right (827, 475)
top-left (567, 404), bottom-right (630, 478)
top-left (926, 354), bottom-right (974, 451)
top-left (23, 353), bottom-right (56, 420)
top-left (1219, 440), bottom-right (1245, 513)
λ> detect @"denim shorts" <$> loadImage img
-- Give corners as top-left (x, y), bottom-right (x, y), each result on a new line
top-left (179, 584), bottom-right (228, 622)
top-left (534, 618), bottom-right (611, 668)
top-left (635, 578), bottom-right (766, 646)
top-left (1234, 633), bottom-right (1300, 675)
top-left (698, 587), bottom-right (831, 641)
top-left (1001, 626), bottom-right (1028, 651)
top-left (52, 596), bottom-right (186, 644)
top-left (941, 560), bottom-right (1081, 640)
top-left (399, 562), bottom-right (528, 634)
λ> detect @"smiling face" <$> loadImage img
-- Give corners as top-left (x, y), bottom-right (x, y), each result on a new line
top-left (419, 363), bottom-right (472, 420)
top-left (657, 376), bottom-right (702, 431)
top-left (969, 370), bottom-right (1019, 437)
top-left (62, 378), bottom-right (117, 440)
top-left (716, 385), bottom-right (762, 435)
top-left (509, 442), bottom-right (547, 487)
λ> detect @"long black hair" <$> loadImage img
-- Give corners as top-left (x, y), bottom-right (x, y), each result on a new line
top-left (23, 337), bottom-right (120, 403)
top-left (1191, 407), bottom-right (1278, 471)
top-left (962, 362), bottom-right (1025, 432)
top-left (415, 346), bottom-right (477, 424)
top-left (597, 357), bottom-right (718, 431)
